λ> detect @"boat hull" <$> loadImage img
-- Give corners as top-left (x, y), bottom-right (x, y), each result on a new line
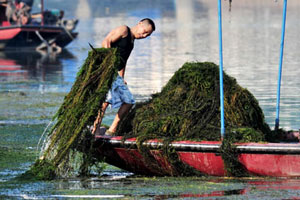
top-left (0, 25), bottom-right (77, 50)
top-left (94, 136), bottom-right (300, 177)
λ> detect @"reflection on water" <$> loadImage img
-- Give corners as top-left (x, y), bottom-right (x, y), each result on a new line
top-left (0, 50), bottom-right (74, 83)
top-left (3, 176), bottom-right (300, 199)
top-left (0, 50), bottom-right (77, 125)
top-left (0, 0), bottom-right (300, 198)
top-left (0, 50), bottom-right (78, 93)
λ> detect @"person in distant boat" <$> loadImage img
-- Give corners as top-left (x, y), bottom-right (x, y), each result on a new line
top-left (92, 18), bottom-right (156, 136)
top-left (6, 0), bottom-right (33, 25)
top-left (16, 0), bottom-right (33, 8)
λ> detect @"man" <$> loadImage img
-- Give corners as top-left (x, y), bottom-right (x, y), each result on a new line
top-left (92, 18), bottom-right (156, 136)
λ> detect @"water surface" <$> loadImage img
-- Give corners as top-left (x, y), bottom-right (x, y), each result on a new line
top-left (1, 0), bottom-right (300, 199)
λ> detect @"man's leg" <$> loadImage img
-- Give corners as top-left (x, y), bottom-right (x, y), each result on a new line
top-left (92, 102), bottom-right (109, 134)
top-left (107, 103), bottom-right (133, 134)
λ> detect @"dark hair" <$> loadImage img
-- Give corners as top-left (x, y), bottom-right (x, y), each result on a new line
top-left (140, 18), bottom-right (156, 31)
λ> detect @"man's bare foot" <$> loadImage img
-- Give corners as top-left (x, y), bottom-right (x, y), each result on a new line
top-left (105, 130), bottom-right (115, 136)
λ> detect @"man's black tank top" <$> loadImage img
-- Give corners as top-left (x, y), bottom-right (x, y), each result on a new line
top-left (111, 26), bottom-right (134, 71)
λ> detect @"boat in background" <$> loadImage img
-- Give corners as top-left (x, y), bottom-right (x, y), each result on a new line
top-left (94, 135), bottom-right (300, 177)
top-left (0, 0), bottom-right (78, 52)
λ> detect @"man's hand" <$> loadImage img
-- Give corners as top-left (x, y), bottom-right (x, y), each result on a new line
top-left (102, 39), bottom-right (111, 48)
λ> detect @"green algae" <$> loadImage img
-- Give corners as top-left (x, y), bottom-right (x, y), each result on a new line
top-left (51, 176), bottom-right (246, 198)
top-left (220, 127), bottom-right (265, 177)
top-left (20, 159), bottom-right (56, 180)
top-left (0, 91), bottom-right (66, 121)
top-left (25, 48), bottom-right (120, 180)
top-left (0, 146), bottom-right (36, 170)
top-left (117, 62), bottom-right (271, 176)
top-left (119, 62), bottom-right (270, 139)
top-left (0, 124), bottom-right (45, 182)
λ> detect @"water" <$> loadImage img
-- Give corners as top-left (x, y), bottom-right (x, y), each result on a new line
top-left (1, 0), bottom-right (300, 199)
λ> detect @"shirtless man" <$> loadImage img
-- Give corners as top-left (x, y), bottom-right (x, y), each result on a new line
top-left (92, 18), bottom-right (155, 136)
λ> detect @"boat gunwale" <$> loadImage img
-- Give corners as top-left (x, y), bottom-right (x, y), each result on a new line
top-left (0, 24), bottom-right (66, 31)
top-left (95, 136), bottom-right (300, 154)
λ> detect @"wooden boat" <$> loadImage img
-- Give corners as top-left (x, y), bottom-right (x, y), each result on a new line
top-left (94, 135), bottom-right (300, 177)
top-left (0, 0), bottom-right (78, 51)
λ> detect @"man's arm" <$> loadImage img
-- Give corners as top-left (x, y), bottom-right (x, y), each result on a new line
top-left (118, 67), bottom-right (125, 79)
top-left (102, 25), bottom-right (128, 48)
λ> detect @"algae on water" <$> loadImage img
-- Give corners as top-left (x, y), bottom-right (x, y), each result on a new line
top-left (24, 48), bottom-right (120, 179)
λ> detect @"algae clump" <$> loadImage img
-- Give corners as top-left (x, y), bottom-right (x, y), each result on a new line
top-left (118, 62), bottom-right (270, 140)
top-left (25, 48), bottom-right (120, 179)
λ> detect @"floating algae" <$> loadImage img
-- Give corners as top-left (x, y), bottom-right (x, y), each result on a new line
top-left (117, 62), bottom-right (271, 176)
top-left (23, 48), bottom-right (120, 180)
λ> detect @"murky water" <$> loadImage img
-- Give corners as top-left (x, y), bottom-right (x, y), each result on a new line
top-left (1, 0), bottom-right (300, 199)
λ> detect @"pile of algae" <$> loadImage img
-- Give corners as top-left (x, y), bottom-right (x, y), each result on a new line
top-left (117, 62), bottom-right (272, 176)
top-left (118, 62), bottom-right (271, 140)
top-left (22, 48), bottom-right (119, 180)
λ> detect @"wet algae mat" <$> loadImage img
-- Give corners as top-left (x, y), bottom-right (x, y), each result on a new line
top-left (0, 124), bottom-right (45, 180)
top-left (0, 91), bottom-right (66, 122)
top-left (25, 48), bottom-right (120, 179)
top-left (0, 89), bottom-right (66, 181)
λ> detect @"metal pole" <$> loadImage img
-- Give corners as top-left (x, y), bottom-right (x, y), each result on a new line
top-left (275, 0), bottom-right (287, 131)
top-left (218, 0), bottom-right (225, 138)
top-left (41, 0), bottom-right (44, 26)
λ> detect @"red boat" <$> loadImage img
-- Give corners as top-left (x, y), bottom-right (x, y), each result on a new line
top-left (94, 135), bottom-right (300, 177)
top-left (0, 0), bottom-right (78, 51)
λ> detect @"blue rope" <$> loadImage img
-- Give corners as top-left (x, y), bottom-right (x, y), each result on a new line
top-left (218, 0), bottom-right (225, 138)
top-left (275, 0), bottom-right (287, 130)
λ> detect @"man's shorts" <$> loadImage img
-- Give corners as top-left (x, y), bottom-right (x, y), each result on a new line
top-left (106, 75), bottom-right (135, 108)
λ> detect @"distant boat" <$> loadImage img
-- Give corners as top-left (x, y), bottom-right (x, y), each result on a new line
top-left (94, 135), bottom-right (300, 177)
top-left (0, 0), bottom-right (78, 51)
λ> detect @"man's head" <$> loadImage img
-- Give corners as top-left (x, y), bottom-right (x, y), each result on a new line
top-left (134, 18), bottom-right (156, 39)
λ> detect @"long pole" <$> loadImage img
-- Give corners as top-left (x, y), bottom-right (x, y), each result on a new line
top-left (218, 0), bottom-right (225, 138)
top-left (275, 0), bottom-right (287, 131)
top-left (41, 0), bottom-right (44, 26)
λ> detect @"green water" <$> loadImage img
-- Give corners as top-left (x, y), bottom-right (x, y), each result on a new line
top-left (1, 0), bottom-right (300, 198)
top-left (0, 90), bottom-right (64, 182)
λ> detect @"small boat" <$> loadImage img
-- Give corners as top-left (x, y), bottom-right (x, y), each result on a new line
top-left (0, 0), bottom-right (78, 51)
top-left (94, 135), bottom-right (300, 177)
